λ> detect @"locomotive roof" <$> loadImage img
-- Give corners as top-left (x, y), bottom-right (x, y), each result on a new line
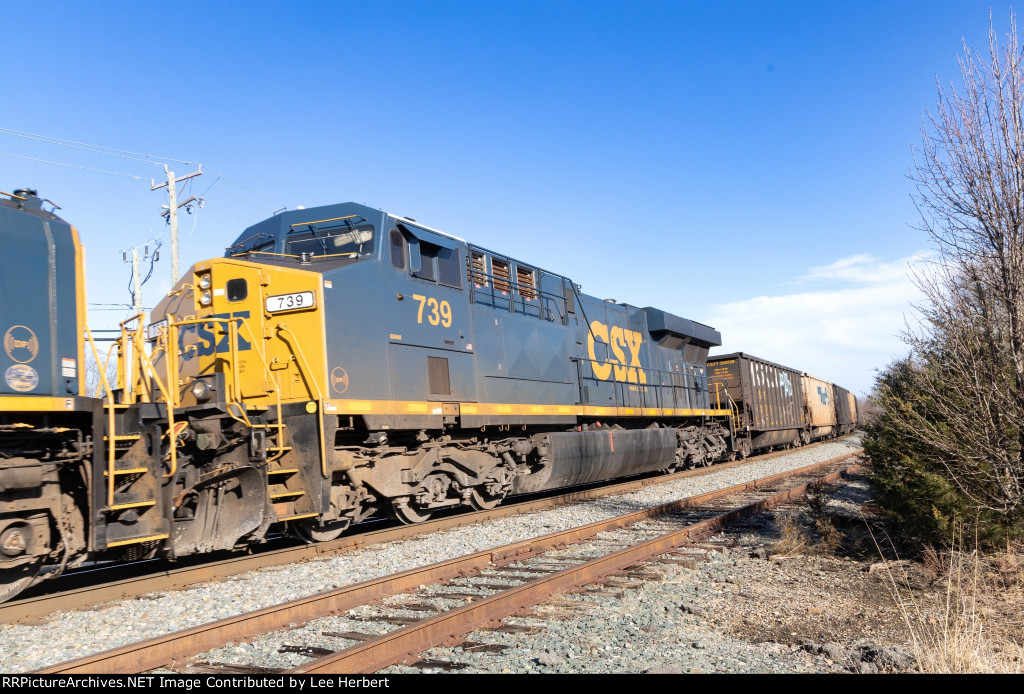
top-left (225, 201), bottom-right (464, 255)
top-left (0, 190), bottom-right (68, 225)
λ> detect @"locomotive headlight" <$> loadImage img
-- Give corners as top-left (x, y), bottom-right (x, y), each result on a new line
top-left (191, 379), bottom-right (214, 403)
top-left (200, 290), bottom-right (212, 306)
top-left (198, 274), bottom-right (212, 290)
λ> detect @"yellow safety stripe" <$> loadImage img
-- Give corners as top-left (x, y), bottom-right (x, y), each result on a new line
top-left (72, 225), bottom-right (88, 398)
top-left (324, 398), bottom-right (731, 419)
top-left (277, 513), bottom-right (318, 521)
top-left (105, 534), bottom-right (170, 548)
top-left (0, 396), bottom-right (79, 412)
top-left (289, 214), bottom-right (361, 228)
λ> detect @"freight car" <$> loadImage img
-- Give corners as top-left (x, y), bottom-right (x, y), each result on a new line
top-left (802, 373), bottom-right (838, 440)
top-left (833, 385), bottom-right (858, 436)
top-left (707, 354), bottom-right (860, 456)
top-left (706, 353), bottom-right (806, 456)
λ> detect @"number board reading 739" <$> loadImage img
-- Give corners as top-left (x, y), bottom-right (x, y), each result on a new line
top-left (266, 291), bottom-right (316, 313)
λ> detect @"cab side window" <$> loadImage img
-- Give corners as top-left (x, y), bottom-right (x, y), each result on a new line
top-left (411, 240), bottom-right (462, 289)
top-left (390, 228), bottom-right (405, 270)
top-left (437, 247), bottom-right (462, 288)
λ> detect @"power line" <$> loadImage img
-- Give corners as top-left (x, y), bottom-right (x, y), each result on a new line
top-left (87, 307), bottom-right (149, 312)
top-left (202, 200), bottom-right (255, 223)
top-left (205, 167), bottom-right (287, 208)
top-left (0, 128), bottom-right (196, 166)
top-left (2, 127), bottom-right (288, 217)
top-left (208, 180), bottom-right (276, 213)
top-left (0, 151), bottom-right (147, 179)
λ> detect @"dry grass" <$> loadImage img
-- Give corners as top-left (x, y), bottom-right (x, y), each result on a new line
top-left (806, 488), bottom-right (845, 554)
top-left (770, 515), bottom-right (809, 556)
top-left (879, 534), bottom-right (1024, 673)
top-left (769, 488), bottom-right (845, 557)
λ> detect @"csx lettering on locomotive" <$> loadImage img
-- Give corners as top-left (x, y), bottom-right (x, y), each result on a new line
top-left (587, 320), bottom-right (647, 384)
top-left (178, 311), bottom-right (252, 357)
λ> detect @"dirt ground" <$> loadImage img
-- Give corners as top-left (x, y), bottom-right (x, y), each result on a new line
top-left (699, 472), bottom-right (1024, 673)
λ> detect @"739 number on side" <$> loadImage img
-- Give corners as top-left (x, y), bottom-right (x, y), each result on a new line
top-left (266, 291), bottom-right (316, 313)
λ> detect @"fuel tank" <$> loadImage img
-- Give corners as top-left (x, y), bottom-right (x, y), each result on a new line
top-left (514, 427), bottom-right (678, 493)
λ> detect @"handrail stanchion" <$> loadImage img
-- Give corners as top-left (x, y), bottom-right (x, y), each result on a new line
top-left (84, 325), bottom-right (118, 508)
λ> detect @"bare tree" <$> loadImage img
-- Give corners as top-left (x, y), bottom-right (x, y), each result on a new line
top-left (83, 346), bottom-right (117, 399)
top-left (883, 13), bottom-right (1024, 518)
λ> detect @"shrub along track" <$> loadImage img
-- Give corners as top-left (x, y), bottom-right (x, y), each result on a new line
top-left (37, 449), bottom-right (862, 674)
top-left (1, 438), bottom-right (850, 625)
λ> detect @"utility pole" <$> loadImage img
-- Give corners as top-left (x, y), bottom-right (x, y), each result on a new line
top-left (121, 242), bottom-right (157, 400)
top-left (130, 248), bottom-right (141, 315)
top-left (151, 164), bottom-right (202, 284)
top-left (122, 243), bottom-right (158, 316)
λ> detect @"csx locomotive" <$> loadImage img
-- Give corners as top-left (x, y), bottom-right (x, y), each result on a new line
top-left (0, 189), bottom-right (97, 603)
top-left (0, 191), bottom-right (855, 604)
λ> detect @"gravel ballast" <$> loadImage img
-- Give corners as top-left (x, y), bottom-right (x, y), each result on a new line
top-left (0, 436), bottom-right (863, 673)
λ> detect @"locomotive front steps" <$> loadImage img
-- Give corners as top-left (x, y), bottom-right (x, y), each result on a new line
top-left (266, 461), bottom-right (316, 522)
top-left (99, 416), bottom-right (170, 549)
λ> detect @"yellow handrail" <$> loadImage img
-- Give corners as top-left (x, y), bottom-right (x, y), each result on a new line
top-left (276, 324), bottom-right (327, 477)
top-left (710, 381), bottom-right (739, 438)
top-left (83, 325), bottom-right (118, 507)
top-left (131, 330), bottom-right (179, 480)
top-left (235, 319), bottom-right (289, 462)
top-left (109, 314), bottom-right (181, 482)
top-left (117, 314), bottom-right (145, 403)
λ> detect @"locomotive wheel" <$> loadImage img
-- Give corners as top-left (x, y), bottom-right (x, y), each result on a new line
top-left (469, 465), bottom-right (514, 510)
top-left (469, 488), bottom-right (505, 511)
top-left (293, 519), bottom-right (350, 543)
top-left (0, 559), bottom-right (42, 604)
top-left (391, 500), bottom-right (432, 524)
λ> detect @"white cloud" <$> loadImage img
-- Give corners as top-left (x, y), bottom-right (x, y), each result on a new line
top-left (709, 252), bottom-right (928, 396)
top-left (798, 252), bottom-right (930, 284)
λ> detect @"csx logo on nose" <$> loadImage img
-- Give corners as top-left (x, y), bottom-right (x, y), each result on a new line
top-left (587, 320), bottom-right (647, 384)
top-left (179, 311), bottom-right (252, 358)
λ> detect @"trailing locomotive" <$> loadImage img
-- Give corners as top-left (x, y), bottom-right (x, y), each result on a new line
top-left (0, 189), bottom-right (98, 602)
top-left (0, 193), bottom-right (858, 604)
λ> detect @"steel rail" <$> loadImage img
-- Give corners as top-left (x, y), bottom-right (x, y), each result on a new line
top-left (37, 449), bottom-right (862, 674)
top-left (2, 436), bottom-right (856, 624)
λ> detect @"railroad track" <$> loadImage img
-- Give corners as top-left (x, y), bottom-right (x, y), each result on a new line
top-left (2, 437), bottom-right (856, 625)
top-left (38, 448), bottom-right (862, 674)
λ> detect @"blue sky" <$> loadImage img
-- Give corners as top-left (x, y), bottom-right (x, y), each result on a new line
top-left (2, 1), bottom-right (1014, 395)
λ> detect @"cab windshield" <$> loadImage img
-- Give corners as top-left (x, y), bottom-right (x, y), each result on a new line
top-left (285, 224), bottom-right (375, 263)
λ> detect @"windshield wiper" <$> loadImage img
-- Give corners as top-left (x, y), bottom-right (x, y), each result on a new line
top-left (226, 232), bottom-right (274, 255)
